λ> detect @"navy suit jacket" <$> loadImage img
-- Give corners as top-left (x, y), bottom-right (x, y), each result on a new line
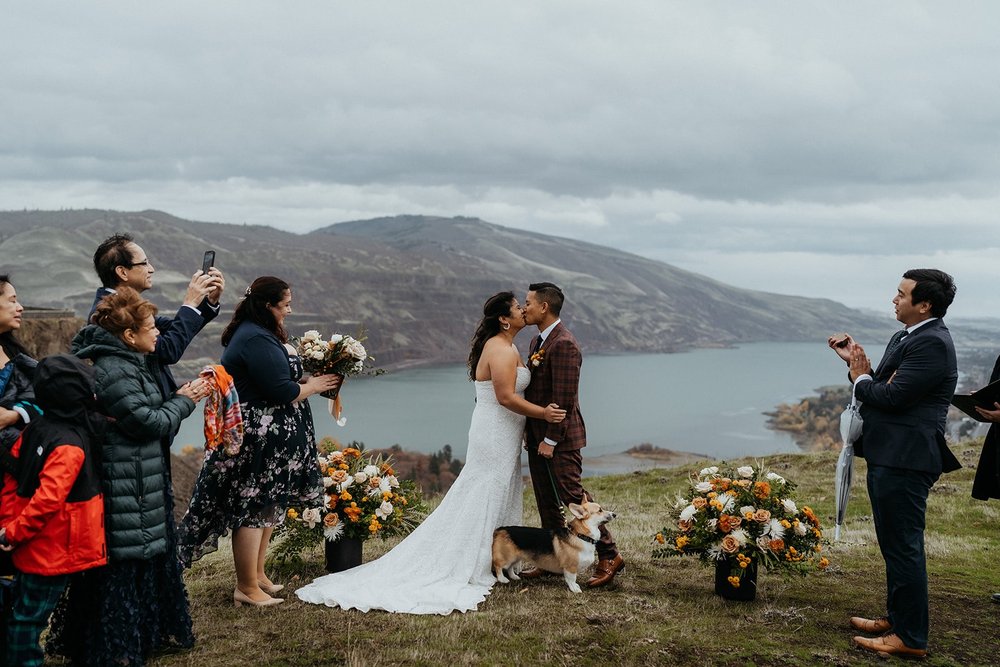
top-left (855, 318), bottom-right (961, 474)
top-left (89, 287), bottom-right (219, 400)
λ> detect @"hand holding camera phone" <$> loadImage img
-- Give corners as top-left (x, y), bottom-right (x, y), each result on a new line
top-left (201, 250), bottom-right (216, 274)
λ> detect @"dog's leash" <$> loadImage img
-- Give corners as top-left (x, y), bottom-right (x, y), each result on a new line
top-left (542, 457), bottom-right (569, 527)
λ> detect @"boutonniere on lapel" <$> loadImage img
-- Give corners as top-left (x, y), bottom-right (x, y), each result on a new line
top-left (529, 348), bottom-right (546, 368)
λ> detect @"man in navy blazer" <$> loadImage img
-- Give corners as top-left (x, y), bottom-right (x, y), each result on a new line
top-left (89, 233), bottom-right (224, 429)
top-left (829, 268), bottom-right (960, 659)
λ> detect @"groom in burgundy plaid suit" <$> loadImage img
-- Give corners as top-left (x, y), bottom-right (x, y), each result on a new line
top-left (521, 282), bottom-right (623, 588)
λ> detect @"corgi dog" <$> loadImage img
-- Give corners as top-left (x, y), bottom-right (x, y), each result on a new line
top-left (491, 497), bottom-right (616, 593)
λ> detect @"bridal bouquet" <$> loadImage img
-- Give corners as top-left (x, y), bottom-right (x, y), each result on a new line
top-left (653, 463), bottom-right (829, 588)
top-left (273, 440), bottom-right (426, 562)
top-left (293, 329), bottom-right (383, 398)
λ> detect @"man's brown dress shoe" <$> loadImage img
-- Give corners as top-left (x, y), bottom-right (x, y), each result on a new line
top-left (852, 633), bottom-right (927, 659)
top-left (850, 616), bottom-right (892, 634)
top-left (586, 554), bottom-right (625, 588)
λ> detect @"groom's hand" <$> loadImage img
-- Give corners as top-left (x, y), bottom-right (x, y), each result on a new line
top-left (537, 442), bottom-right (555, 459)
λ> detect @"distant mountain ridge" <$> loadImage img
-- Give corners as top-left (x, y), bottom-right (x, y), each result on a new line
top-left (0, 209), bottom-right (894, 370)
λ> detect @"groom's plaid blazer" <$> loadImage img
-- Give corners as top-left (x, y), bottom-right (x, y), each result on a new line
top-left (524, 322), bottom-right (586, 451)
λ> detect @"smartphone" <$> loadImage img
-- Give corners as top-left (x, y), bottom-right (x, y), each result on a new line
top-left (834, 337), bottom-right (850, 348)
top-left (201, 250), bottom-right (216, 274)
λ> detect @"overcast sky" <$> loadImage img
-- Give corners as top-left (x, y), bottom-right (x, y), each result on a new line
top-left (2, 2), bottom-right (998, 319)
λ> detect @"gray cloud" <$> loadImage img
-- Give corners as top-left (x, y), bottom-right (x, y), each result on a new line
top-left (2, 1), bottom-right (999, 317)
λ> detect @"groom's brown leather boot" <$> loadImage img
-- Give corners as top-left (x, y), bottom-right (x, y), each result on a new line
top-left (586, 554), bottom-right (625, 588)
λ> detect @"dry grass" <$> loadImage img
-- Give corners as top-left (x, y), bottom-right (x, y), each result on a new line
top-left (140, 443), bottom-right (1000, 667)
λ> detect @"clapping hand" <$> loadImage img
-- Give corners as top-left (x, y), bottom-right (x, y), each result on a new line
top-left (828, 333), bottom-right (855, 363)
top-left (847, 343), bottom-right (872, 382)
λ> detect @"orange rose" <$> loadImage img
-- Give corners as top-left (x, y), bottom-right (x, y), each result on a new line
top-left (753, 481), bottom-right (771, 499)
top-left (752, 509), bottom-right (771, 523)
top-left (720, 535), bottom-right (740, 554)
top-left (678, 519), bottom-right (693, 532)
top-left (768, 538), bottom-right (785, 552)
top-left (721, 514), bottom-right (742, 533)
top-left (323, 513), bottom-right (339, 527)
top-left (692, 497), bottom-right (708, 510)
top-left (330, 470), bottom-right (349, 484)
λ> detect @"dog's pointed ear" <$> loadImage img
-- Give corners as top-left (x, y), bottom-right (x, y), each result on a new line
top-left (567, 503), bottom-right (586, 519)
top-left (581, 493), bottom-right (590, 504)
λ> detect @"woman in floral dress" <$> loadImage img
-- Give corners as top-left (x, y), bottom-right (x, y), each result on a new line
top-left (178, 276), bottom-right (341, 607)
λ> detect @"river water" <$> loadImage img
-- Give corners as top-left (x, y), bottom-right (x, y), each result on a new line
top-left (174, 342), bottom-right (849, 467)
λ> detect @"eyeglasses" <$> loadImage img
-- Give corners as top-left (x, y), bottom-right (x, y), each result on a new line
top-left (127, 260), bottom-right (150, 268)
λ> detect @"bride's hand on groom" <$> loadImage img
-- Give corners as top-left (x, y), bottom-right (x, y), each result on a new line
top-left (543, 403), bottom-right (566, 423)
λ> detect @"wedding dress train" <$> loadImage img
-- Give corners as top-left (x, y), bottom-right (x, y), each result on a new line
top-left (295, 367), bottom-right (528, 614)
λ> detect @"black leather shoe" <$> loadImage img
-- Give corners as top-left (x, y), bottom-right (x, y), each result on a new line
top-left (992, 593), bottom-right (1000, 604)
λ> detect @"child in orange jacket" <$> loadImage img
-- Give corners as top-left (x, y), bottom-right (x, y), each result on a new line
top-left (0, 355), bottom-right (106, 667)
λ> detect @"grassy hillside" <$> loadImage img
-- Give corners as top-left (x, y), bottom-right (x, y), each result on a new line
top-left (150, 440), bottom-right (999, 666)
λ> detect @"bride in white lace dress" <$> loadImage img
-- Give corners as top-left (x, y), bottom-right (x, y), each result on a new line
top-left (296, 292), bottom-right (566, 614)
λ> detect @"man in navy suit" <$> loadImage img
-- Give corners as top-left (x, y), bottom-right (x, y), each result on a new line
top-left (89, 233), bottom-right (224, 425)
top-left (829, 269), bottom-right (960, 659)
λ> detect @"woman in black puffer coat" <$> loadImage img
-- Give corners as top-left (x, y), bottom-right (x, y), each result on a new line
top-left (46, 288), bottom-right (210, 667)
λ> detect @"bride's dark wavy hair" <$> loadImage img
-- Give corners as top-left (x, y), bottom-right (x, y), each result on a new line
top-left (468, 291), bottom-right (516, 381)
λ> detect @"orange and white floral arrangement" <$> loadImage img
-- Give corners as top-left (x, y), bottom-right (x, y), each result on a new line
top-left (653, 464), bottom-right (829, 589)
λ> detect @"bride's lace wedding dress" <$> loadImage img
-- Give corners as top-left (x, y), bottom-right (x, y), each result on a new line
top-left (295, 366), bottom-right (528, 614)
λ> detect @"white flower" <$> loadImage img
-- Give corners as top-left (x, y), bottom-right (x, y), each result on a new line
top-left (303, 330), bottom-right (321, 341)
top-left (337, 476), bottom-right (354, 492)
top-left (756, 535), bottom-right (771, 550)
top-left (321, 476), bottom-right (334, 488)
top-left (301, 508), bottom-right (322, 529)
top-left (363, 465), bottom-right (379, 477)
top-left (330, 334), bottom-right (344, 344)
top-left (352, 360), bottom-right (365, 373)
top-left (324, 522), bottom-right (345, 542)
top-left (766, 472), bottom-right (786, 484)
top-left (694, 481), bottom-right (713, 493)
top-left (707, 518), bottom-right (718, 531)
top-left (794, 521), bottom-right (808, 536)
top-left (730, 527), bottom-right (749, 546)
top-left (354, 472), bottom-right (368, 485)
top-left (378, 477), bottom-right (393, 494)
top-left (699, 466), bottom-right (719, 477)
top-left (347, 340), bottom-right (367, 360)
top-left (680, 504), bottom-right (698, 521)
top-left (740, 505), bottom-right (756, 516)
top-left (375, 501), bottom-right (394, 519)
top-left (387, 475), bottom-right (400, 488)
top-left (766, 518), bottom-right (786, 539)
top-left (311, 350), bottom-right (326, 360)
top-left (781, 498), bottom-right (797, 514)
top-left (736, 466), bottom-right (754, 479)
top-left (717, 494), bottom-right (735, 512)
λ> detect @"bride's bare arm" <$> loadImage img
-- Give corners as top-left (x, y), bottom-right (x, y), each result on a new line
top-left (487, 343), bottom-right (566, 423)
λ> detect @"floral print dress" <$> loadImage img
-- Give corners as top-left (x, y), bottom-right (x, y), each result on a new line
top-left (178, 338), bottom-right (324, 566)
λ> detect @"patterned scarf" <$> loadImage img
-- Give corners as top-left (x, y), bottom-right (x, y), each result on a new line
top-left (199, 365), bottom-right (243, 456)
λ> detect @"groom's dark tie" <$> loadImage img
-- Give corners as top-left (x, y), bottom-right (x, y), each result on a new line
top-left (884, 329), bottom-right (909, 358)
top-left (530, 335), bottom-right (542, 356)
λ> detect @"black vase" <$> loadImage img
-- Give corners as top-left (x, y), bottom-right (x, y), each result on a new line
top-left (714, 557), bottom-right (758, 601)
top-left (324, 536), bottom-right (363, 572)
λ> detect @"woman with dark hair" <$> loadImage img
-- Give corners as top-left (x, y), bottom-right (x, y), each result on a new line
top-left (0, 275), bottom-right (41, 652)
top-left (178, 276), bottom-right (341, 607)
top-left (47, 287), bottom-right (209, 667)
top-left (297, 291), bottom-right (565, 615)
top-left (0, 276), bottom-right (41, 456)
